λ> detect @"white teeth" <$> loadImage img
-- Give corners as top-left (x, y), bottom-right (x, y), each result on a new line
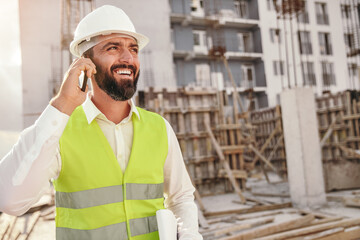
top-left (116, 69), bottom-right (131, 75)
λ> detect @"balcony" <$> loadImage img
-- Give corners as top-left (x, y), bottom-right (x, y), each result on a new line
top-left (173, 49), bottom-right (262, 61)
top-left (224, 51), bottom-right (262, 61)
top-left (170, 12), bottom-right (259, 29)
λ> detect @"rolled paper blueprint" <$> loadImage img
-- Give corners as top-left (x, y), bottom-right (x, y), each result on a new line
top-left (156, 209), bottom-right (178, 240)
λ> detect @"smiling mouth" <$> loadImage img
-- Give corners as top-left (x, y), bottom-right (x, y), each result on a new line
top-left (116, 69), bottom-right (132, 75)
top-left (114, 69), bottom-right (133, 78)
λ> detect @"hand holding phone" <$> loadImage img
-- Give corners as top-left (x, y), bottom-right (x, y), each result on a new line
top-left (50, 57), bottom-right (96, 115)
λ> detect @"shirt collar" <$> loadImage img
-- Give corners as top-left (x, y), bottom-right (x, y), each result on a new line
top-left (82, 94), bottom-right (140, 124)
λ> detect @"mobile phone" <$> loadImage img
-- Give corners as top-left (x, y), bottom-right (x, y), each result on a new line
top-left (81, 73), bottom-right (88, 92)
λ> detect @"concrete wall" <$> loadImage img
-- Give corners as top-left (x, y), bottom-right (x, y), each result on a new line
top-left (0, 0), bottom-right (23, 131)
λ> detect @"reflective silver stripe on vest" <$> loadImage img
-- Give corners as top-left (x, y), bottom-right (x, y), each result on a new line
top-left (129, 215), bottom-right (158, 237)
top-left (56, 222), bottom-right (128, 240)
top-left (56, 185), bottom-right (123, 209)
top-left (126, 183), bottom-right (164, 200)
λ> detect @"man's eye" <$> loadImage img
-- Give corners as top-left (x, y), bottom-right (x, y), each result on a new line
top-left (131, 48), bottom-right (139, 53)
top-left (107, 46), bottom-right (117, 51)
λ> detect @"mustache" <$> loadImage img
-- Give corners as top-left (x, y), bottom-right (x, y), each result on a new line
top-left (110, 64), bottom-right (137, 73)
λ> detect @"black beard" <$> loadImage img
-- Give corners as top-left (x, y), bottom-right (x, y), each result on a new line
top-left (94, 64), bottom-right (139, 101)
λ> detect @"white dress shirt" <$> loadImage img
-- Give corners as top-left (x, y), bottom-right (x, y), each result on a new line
top-left (0, 96), bottom-right (203, 240)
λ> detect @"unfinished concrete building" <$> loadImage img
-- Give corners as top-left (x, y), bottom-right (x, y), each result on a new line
top-left (170, 0), bottom-right (268, 110)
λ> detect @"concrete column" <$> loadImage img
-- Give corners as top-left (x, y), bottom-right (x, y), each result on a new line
top-left (280, 87), bottom-right (326, 209)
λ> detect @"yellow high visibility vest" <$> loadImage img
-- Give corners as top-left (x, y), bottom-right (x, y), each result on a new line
top-left (53, 106), bottom-right (168, 240)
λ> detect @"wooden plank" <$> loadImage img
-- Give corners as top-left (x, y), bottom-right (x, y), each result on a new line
top-left (219, 214), bottom-right (315, 240)
top-left (248, 144), bottom-right (277, 172)
top-left (251, 125), bottom-right (280, 168)
top-left (251, 192), bottom-right (290, 198)
top-left (258, 218), bottom-right (360, 240)
top-left (16, 211), bottom-right (41, 240)
top-left (227, 117), bottom-right (238, 172)
top-left (343, 196), bottom-right (360, 208)
top-left (336, 144), bottom-right (360, 158)
top-left (0, 214), bottom-right (17, 240)
top-left (222, 56), bottom-right (246, 114)
top-left (266, 134), bottom-right (284, 163)
top-left (204, 122), bottom-right (246, 203)
top-left (218, 169), bottom-right (247, 179)
top-left (214, 216), bottom-right (275, 237)
top-left (204, 202), bottom-right (292, 217)
top-left (320, 113), bottom-right (342, 147)
top-left (203, 104), bottom-right (215, 180)
top-left (189, 95), bottom-right (202, 188)
top-left (309, 227), bottom-right (360, 240)
top-left (3, 216), bottom-right (18, 240)
top-left (300, 227), bottom-right (344, 240)
top-left (307, 217), bottom-right (344, 227)
top-left (235, 210), bottom-right (296, 221)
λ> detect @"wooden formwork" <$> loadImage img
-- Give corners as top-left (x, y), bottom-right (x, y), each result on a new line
top-left (316, 91), bottom-right (360, 191)
top-left (137, 86), bottom-right (228, 195)
top-left (137, 87), bottom-right (288, 195)
top-left (249, 106), bottom-right (287, 179)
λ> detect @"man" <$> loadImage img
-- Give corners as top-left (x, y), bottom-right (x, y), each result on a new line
top-left (0, 5), bottom-right (202, 240)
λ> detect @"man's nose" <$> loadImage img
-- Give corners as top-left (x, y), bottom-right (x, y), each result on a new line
top-left (118, 48), bottom-right (133, 63)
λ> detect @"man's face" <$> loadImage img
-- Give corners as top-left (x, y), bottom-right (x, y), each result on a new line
top-left (90, 36), bottom-right (140, 101)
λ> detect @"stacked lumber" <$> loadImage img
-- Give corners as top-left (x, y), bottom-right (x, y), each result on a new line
top-left (0, 193), bottom-right (55, 240)
top-left (200, 206), bottom-right (360, 240)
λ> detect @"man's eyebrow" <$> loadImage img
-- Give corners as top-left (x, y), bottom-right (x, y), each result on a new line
top-left (101, 42), bottom-right (139, 50)
top-left (101, 42), bottom-right (121, 50)
top-left (129, 43), bottom-right (139, 48)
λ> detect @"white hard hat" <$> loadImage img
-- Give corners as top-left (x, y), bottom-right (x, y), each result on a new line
top-left (70, 5), bottom-right (149, 57)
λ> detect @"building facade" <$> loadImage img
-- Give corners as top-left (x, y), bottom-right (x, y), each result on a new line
top-left (6, 0), bottom-right (360, 130)
top-left (340, 0), bottom-right (360, 90)
top-left (170, 0), bottom-right (268, 109)
top-left (259, 0), bottom-right (350, 106)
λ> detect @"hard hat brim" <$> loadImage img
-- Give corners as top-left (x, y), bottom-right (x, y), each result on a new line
top-left (70, 30), bottom-right (149, 57)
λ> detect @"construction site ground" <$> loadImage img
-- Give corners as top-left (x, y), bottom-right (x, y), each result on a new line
top-left (1, 173), bottom-right (360, 240)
